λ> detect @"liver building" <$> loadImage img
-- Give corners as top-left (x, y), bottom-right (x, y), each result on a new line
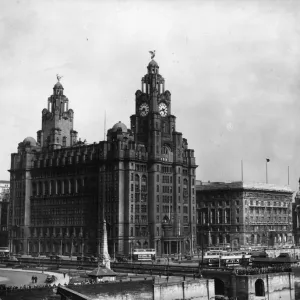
top-left (8, 57), bottom-right (197, 258)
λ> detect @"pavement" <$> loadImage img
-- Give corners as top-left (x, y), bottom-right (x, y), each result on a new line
top-left (0, 267), bottom-right (70, 287)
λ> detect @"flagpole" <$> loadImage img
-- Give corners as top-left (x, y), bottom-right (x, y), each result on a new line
top-left (104, 110), bottom-right (106, 141)
top-left (241, 160), bottom-right (244, 182)
top-left (288, 166), bottom-right (290, 185)
top-left (266, 159), bottom-right (268, 184)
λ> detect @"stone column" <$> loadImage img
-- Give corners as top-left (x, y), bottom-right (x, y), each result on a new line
top-left (99, 219), bottom-right (110, 269)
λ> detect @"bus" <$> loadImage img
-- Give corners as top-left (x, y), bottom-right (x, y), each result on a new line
top-left (132, 248), bottom-right (155, 261)
top-left (0, 247), bottom-right (9, 258)
top-left (203, 250), bottom-right (251, 266)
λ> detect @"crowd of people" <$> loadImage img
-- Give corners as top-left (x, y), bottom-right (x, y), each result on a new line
top-left (235, 265), bottom-right (292, 275)
top-left (0, 283), bottom-right (56, 292)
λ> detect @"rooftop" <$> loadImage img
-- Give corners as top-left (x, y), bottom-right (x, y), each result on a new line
top-left (196, 181), bottom-right (293, 193)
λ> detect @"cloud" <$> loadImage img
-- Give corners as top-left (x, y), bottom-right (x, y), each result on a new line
top-left (0, 0), bottom-right (300, 191)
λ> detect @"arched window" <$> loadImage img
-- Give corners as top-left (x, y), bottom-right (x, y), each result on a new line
top-left (183, 178), bottom-right (188, 198)
top-left (44, 181), bottom-right (49, 195)
top-left (64, 179), bottom-right (69, 194)
top-left (141, 175), bottom-right (147, 192)
top-left (38, 182), bottom-right (43, 195)
top-left (57, 180), bottom-right (61, 194)
top-left (135, 174), bottom-right (140, 192)
top-left (49, 180), bottom-right (54, 195)
top-left (255, 279), bottom-right (265, 296)
top-left (161, 145), bottom-right (172, 162)
top-left (32, 182), bottom-right (37, 196)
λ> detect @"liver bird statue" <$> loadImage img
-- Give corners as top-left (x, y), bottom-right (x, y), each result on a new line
top-left (149, 50), bottom-right (155, 59)
top-left (56, 74), bottom-right (63, 82)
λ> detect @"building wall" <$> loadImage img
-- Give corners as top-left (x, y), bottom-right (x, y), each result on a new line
top-left (196, 182), bottom-right (293, 249)
top-left (0, 180), bottom-right (9, 247)
top-left (9, 59), bottom-right (197, 257)
top-left (241, 272), bottom-right (295, 300)
top-left (57, 278), bottom-right (215, 300)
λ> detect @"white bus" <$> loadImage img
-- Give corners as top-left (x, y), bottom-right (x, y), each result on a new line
top-left (0, 247), bottom-right (9, 258)
top-left (132, 248), bottom-right (155, 261)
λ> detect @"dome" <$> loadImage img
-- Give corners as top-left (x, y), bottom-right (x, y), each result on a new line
top-left (112, 121), bottom-right (127, 133)
top-left (54, 81), bottom-right (64, 89)
top-left (148, 59), bottom-right (159, 68)
top-left (23, 137), bottom-right (37, 147)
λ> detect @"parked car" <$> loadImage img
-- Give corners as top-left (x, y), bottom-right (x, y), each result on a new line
top-left (45, 275), bottom-right (56, 283)
top-left (116, 256), bottom-right (128, 262)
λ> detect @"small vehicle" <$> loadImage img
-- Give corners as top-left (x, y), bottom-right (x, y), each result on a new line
top-left (45, 275), bottom-right (56, 283)
top-left (12, 264), bottom-right (22, 269)
top-left (115, 256), bottom-right (128, 262)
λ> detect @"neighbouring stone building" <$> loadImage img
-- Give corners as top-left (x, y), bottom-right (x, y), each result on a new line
top-left (8, 58), bottom-right (197, 257)
top-left (196, 181), bottom-right (293, 249)
top-left (0, 180), bottom-right (10, 247)
top-left (293, 179), bottom-right (300, 246)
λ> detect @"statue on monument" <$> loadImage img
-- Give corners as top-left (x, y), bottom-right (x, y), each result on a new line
top-left (56, 74), bottom-right (63, 82)
top-left (149, 50), bottom-right (155, 59)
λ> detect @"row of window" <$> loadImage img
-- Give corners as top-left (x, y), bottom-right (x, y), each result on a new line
top-left (31, 217), bottom-right (84, 226)
top-left (32, 208), bottom-right (84, 216)
top-left (249, 200), bottom-right (289, 207)
top-left (202, 200), bottom-right (239, 207)
top-left (34, 153), bottom-right (94, 168)
top-left (248, 208), bottom-right (287, 215)
top-left (249, 216), bottom-right (288, 222)
top-left (32, 178), bottom-right (86, 196)
top-left (31, 197), bottom-right (89, 206)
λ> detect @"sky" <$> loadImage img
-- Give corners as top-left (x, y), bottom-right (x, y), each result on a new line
top-left (1, 0), bottom-right (300, 191)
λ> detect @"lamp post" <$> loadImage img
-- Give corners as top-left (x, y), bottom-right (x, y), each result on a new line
top-left (200, 223), bottom-right (210, 269)
top-left (70, 237), bottom-right (73, 261)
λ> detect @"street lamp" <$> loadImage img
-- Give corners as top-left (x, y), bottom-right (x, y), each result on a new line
top-left (200, 223), bottom-right (210, 269)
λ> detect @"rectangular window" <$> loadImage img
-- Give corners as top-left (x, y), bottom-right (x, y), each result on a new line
top-left (157, 205), bottom-right (159, 213)
top-left (135, 205), bottom-right (139, 213)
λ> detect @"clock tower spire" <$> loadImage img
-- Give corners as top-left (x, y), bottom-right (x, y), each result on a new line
top-left (130, 56), bottom-right (176, 160)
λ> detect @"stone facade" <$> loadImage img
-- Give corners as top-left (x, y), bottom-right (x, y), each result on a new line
top-left (293, 181), bottom-right (300, 246)
top-left (196, 181), bottom-right (293, 249)
top-left (0, 180), bottom-right (9, 247)
top-left (8, 59), bottom-right (197, 257)
top-left (57, 278), bottom-right (215, 300)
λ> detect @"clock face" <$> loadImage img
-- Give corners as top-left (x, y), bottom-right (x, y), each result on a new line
top-left (139, 103), bottom-right (149, 117)
top-left (159, 103), bottom-right (168, 117)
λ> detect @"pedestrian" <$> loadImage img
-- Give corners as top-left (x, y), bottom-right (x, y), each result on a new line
top-left (31, 276), bottom-right (34, 284)
top-left (63, 272), bottom-right (66, 278)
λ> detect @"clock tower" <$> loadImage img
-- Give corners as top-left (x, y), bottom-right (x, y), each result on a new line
top-left (129, 57), bottom-right (197, 256)
top-left (130, 59), bottom-right (176, 160)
